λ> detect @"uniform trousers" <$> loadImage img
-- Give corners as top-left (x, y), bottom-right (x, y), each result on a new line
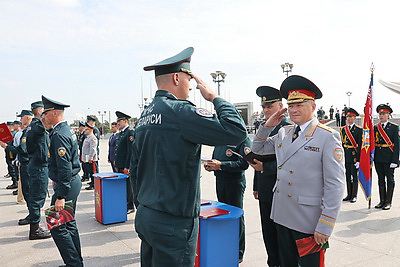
top-left (82, 161), bottom-right (97, 186)
top-left (276, 223), bottom-right (325, 267)
top-left (27, 164), bottom-right (48, 224)
top-left (6, 158), bottom-right (18, 183)
top-left (135, 205), bottom-right (198, 267)
top-left (375, 162), bottom-right (395, 188)
top-left (20, 162), bottom-right (30, 215)
top-left (50, 175), bottom-right (83, 267)
top-left (259, 200), bottom-right (280, 266)
top-left (345, 162), bottom-right (358, 183)
top-left (216, 179), bottom-right (246, 259)
top-left (118, 169), bottom-right (134, 210)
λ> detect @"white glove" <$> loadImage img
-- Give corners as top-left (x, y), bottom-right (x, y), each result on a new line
top-left (390, 163), bottom-right (398, 169)
top-left (354, 162), bottom-right (360, 169)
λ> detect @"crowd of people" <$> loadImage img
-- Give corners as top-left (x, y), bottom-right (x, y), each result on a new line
top-left (1, 47), bottom-right (399, 267)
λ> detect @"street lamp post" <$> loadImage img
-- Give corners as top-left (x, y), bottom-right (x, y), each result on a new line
top-left (346, 91), bottom-right (352, 107)
top-left (281, 62), bottom-right (294, 77)
top-left (210, 71), bottom-right (227, 95)
top-left (98, 111), bottom-right (106, 135)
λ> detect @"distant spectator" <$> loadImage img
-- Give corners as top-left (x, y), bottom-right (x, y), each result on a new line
top-left (329, 105), bottom-right (334, 120)
top-left (335, 109), bottom-right (340, 126)
top-left (317, 106), bottom-right (325, 120)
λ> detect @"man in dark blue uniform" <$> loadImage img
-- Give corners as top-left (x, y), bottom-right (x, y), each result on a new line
top-left (204, 136), bottom-right (251, 262)
top-left (374, 104), bottom-right (399, 210)
top-left (76, 121), bottom-right (88, 182)
top-left (250, 86), bottom-right (291, 266)
top-left (108, 122), bottom-right (119, 172)
top-left (41, 95), bottom-right (83, 267)
top-left (25, 100), bottom-right (52, 239)
top-left (1, 110), bottom-right (33, 225)
top-left (132, 47), bottom-right (247, 266)
top-left (340, 108), bottom-right (363, 203)
top-left (4, 121), bottom-right (18, 189)
top-left (115, 111), bottom-right (135, 212)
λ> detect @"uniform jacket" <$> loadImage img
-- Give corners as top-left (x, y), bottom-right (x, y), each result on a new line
top-left (340, 124), bottom-right (363, 163)
top-left (108, 132), bottom-right (119, 163)
top-left (131, 90), bottom-right (247, 218)
top-left (48, 121), bottom-right (81, 199)
top-left (77, 131), bottom-right (86, 156)
top-left (115, 126), bottom-right (134, 169)
top-left (252, 118), bottom-right (345, 236)
top-left (6, 129), bottom-right (29, 163)
top-left (82, 133), bottom-right (98, 162)
top-left (253, 118), bottom-right (291, 202)
top-left (374, 121), bottom-right (400, 164)
top-left (212, 136), bottom-right (252, 182)
top-left (26, 118), bottom-right (49, 167)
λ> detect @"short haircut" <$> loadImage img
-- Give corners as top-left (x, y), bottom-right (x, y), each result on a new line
top-left (111, 122), bottom-right (117, 126)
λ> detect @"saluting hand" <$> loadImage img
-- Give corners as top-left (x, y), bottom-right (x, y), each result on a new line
top-left (264, 108), bottom-right (287, 127)
top-left (191, 73), bottom-right (218, 102)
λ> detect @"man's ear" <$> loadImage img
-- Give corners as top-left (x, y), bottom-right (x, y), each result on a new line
top-left (173, 73), bottom-right (179, 86)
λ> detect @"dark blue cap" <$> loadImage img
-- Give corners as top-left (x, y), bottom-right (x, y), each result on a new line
top-left (85, 122), bottom-right (95, 129)
top-left (17, 110), bottom-right (34, 117)
top-left (256, 86), bottom-right (282, 106)
top-left (41, 95), bottom-right (70, 112)
top-left (87, 115), bottom-right (96, 122)
top-left (31, 101), bottom-right (44, 110)
top-left (115, 111), bottom-right (131, 120)
top-left (6, 121), bottom-right (13, 126)
top-left (13, 120), bottom-right (22, 125)
top-left (144, 47), bottom-right (194, 77)
top-left (79, 121), bottom-right (86, 127)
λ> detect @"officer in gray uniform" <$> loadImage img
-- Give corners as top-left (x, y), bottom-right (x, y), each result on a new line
top-left (252, 75), bottom-right (345, 267)
top-left (25, 100), bottom-right (52, 240)
top-left (87, 115), bottom-right (100, 175)
top-left (250, 86), bottom-right (291, 267)
top-left (41, 95), bottom-right (83, 267)
top-left (82, 122), bottom-right (98, 190)
top-left (132, 47), bottom-right (247, 266)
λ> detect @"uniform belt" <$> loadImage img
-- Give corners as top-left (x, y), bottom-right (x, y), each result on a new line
top-left (375, 144), bottom-right (390, 147)
top-left (343, 144), bottom-right (356, 148)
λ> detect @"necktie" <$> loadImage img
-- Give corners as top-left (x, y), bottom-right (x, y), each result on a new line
top-left (382, 123), bottom-right (385, 128)
top-left (292, 126), bottom-right (301, 142)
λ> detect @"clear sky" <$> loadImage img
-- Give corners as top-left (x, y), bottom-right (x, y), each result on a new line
top-left (1, 0), bottom-right (399, 123)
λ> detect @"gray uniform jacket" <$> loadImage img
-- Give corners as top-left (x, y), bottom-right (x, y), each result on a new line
top-left (81, 133), bottom-right (98, 162)
top-left (252, 118), bottom-right (345, 236)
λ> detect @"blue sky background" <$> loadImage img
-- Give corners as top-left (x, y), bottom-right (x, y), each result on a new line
top-left (1, 0), bottom-right (400, 123)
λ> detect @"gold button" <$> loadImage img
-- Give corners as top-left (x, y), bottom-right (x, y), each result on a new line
top-left (288, 182), bottom-right (292, 186)
top-left (278, 143), bottom-right (282, 148)
top-left (278, 166), bottom-right (282, 170)
top-left (288, 194), bottom-right (292, 198)
top-left (290, 170), bottom-right (294, 174)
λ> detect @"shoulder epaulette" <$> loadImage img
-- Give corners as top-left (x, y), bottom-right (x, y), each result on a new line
top-left (355, 125), bottom-right (363, 128)
top-left (390, 122), bottom-right (398, 126)
top-left (283, 124), bottom-right (294, 128)
top-left (317, 123), bottom-right (335, 133)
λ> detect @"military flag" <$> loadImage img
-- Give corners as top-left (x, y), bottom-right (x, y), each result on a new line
top-left (358, 71), bottom-right (375, 200)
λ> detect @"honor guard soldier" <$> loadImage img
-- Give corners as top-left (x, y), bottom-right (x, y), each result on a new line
top-left (1, 110), bottom-right (33, 225)
top-left (82, 122), bottom-right (98, 190)
top-left (340, 108), bottom-right (363, 203)
top-left (252, 75), bottom-right (345, 267)
top-left (115, 111), bottom-right (135, 212)
top-left (374, 104), bottom-right (399, 210)
top-left (250, 86), bottom-right (291, 266)
top-left (4, 121), bottom-right (18, 189)
top-left (204, 136), bottom-right (252, 263)
top-left (132, 47), bottom-right (247, 266)
top-left (41, 96), bottom-right (83, 267)
top-left (25, 101), bottom-right (52, 240)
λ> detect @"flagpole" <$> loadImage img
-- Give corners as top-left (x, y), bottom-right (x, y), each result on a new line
top-left (368, 63), bottom-right (374, 209)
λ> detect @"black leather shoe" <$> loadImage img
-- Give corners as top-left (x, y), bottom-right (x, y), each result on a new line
top-left (342, 196), bottom-right (351, 201)
top-left (375, 202), bottom-right (385, 209)
top-left (85, 185), bottom-right (94, 190)
top-left (350, 197), bottom-right (357, 203)
top-left (382, 203), bottom-right (392, 210)
top-left (4, 173), bottom-right (11, 178)
top-left (29, 223), bottom-right (51, 240)
top-left (127, 208), bottom-right (135, 214)
top-left (6, 183), bottom-right (18, 189)
top-left (12, 189), bottom-right (18, 195)
top-left (18, 217), bottom-right (30, 225)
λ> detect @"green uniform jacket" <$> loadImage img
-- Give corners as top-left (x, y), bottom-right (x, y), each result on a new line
top-left (339, 124), bottom-right (363, 163)
top-left (115, 126), bottom-right (134, 170)
top-left (6, 129), bottom-right (29, 163)
top-left (131, 90), bottom-right (247, 218)
top-left (253, 119), bottom-right (291, 202)
top-left (212, 136), bottom-right (252, 182)
top-left (374, 122), bottom-right (400, 164)
top-left (26, 118), bottom-right (49, 167)
top-left (48, 121), bottom-right (81, 199)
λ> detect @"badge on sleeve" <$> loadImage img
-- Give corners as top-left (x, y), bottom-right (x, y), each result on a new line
top-left (226, 149), bottom-right (233, 157)
top-left (244, 147), bottom-right (251, 155)
top-left (334, 148), bottom-right (343, 162)
top-left (196, 108), bottom-right (213, 118)
top-left (21, 137), bottom-right (27, 143)
top-left (58, 147), bottom-right (66, 157)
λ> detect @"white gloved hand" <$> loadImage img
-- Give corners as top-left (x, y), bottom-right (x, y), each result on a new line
top-left (390, 163), bottom-right (398, 169)
top-left (354, 162), bottom-right (360, 169)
